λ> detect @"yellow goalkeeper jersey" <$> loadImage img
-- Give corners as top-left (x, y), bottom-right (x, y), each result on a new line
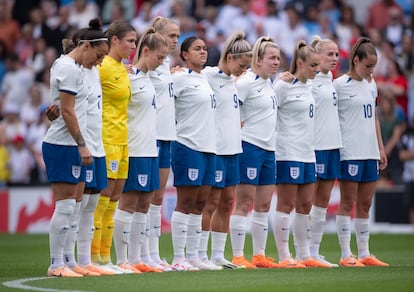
top-left (99, 55), bottom-right (131, 145)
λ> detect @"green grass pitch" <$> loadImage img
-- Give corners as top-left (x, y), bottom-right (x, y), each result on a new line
top-left (1, 233), bottom-right (413, 292)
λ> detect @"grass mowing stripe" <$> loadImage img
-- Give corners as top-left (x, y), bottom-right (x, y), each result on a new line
top-left (1, 234), bottom-right (413, 292)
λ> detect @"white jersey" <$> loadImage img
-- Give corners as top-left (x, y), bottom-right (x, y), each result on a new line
top-left (313, 71), bottom-right (342, 150)
top-left (173, 68), bottom-right (216, 153)
top-left (84, 66), bottom-right (105, 157)
top-left (43, 55), bottom-right (88, 146)
top-left (334, 74), bottom-right (380, 160)
top-left (237, 70), bottom-right (277, 151)
top-left (202, 66), bottom-right (242, 155)
top-left (274, 78), bottom-right (316, 162)
top-left (149, 56), bottom-right (176, 141)
top-left (128, 68), bottom-right (158, 157)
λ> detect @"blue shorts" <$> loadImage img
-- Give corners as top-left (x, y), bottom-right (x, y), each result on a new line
top-left (123, 157), bottom-right (160, 192)
top-left (213, 154), bottom-right (240, 188)
top-left (239, 141), bottom-right (276, 185)
top-left (157, 140), bottom-right (172, 168)
top-left (340, 160), bottom-right (379, 182)
top-left (315, 149), bottom-right (341, 180)
top-left (171, 142), bottom-right (216, 186)
top-left (276, 161), bottom-right (317, 184)
top-left (42, 142), bottom-right (85, 184)
top-left (85, 156), bottom-right (108, 191)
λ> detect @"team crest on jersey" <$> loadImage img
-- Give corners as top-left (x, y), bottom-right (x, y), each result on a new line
top-left (138, 174), bottom-right (148, 187)
top-left (370, 90), bottom-right (376, 99)
top-left (247, 167), bottom-right (257, 180)
top-left (110, 160), bottom-right (119, 172)
top-left (316, 163), bottom-right (325, 174)
top-left (72, 166), bottom-right (81, 179)
top-left (188, 168), bottom-right (199, 181)
top-left (215, 170), bottom-right (223, 183)
top-left (348, 164), bottom-right (359, 176)
top-left (290, 167), bottom-right (300, 179)
top-left (86, 170), bottom-right (93, 183)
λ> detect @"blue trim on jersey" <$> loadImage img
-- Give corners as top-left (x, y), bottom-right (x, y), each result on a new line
top-left (255, 74), bottom-right (260, 80)
top-left (135, 68), bottom-right (140, 75)
top-left (189, 69), bottom-right (193, 74)
top-left (346, 77), bottom-right (352, 83)
top-left (292, 78), bottom-right (299, 84)
top-left (60, 89), bottom-right (76, 95)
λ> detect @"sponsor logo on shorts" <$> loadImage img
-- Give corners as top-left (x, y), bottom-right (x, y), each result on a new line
top-left (247, 167), bottom-right (257, 180)
top-left (215, 170), bottom-right (223, 183)
top-left (86, 170), bottom-right (93, 183)
top-left (316, 163), bottom-right (325, 174)
top-left (138, 174), bottom-right (148, 187)
top-left (348, 164), bottom-right (358, 176)
top-left (188, 168), bottom-right (199, 181)
top-left (72, 166), bottom-right (81, 179)
top-left (290, 167), bottom-right (300, 179)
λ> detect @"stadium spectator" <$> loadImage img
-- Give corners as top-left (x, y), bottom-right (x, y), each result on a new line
top-left (8, 135), bottom-right (34, 185)
top-left (0, 52), bottom-right (35, 115)
top-left (365, 0), bottom-right (403, 32)
top-left (0, 0), bottom-right (21, 54)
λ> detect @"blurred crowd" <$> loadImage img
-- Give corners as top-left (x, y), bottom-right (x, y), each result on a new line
top-left (0, 0), bottom-right (413, 186)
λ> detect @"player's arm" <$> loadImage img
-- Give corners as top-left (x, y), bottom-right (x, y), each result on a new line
top-left (60, 91), bottom-right (92, 165)
top-left (375, 106), bottom-right (387, 170)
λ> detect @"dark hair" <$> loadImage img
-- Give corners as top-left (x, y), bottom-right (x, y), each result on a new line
top-left (349, 37), bottom-right (377, 71)
top-left (105, 20), bottom-right (136, 44)
top-left (62, 18), bottom-right (107, 54)
top-left (180, 36), bottom-right (200, 61)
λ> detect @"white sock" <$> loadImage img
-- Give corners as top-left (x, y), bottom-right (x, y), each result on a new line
top-left (128, 212), bottom-right (147, 265)
top-left (293, 212), bottom-right (311, 261)
top-left (64, 201), bottom-right (81, 268)
top-left (273, 211), bottom-right (291, 261)
top-left (354, 218), bottom-right (370, 259)
top-left (251, 211), bottom-right (268, 256)
top-left (77, 194), bottom-right (99, 266)
top-left (336, 215), bottom-right (352, 259)
top-left (171, 211), bottom-right (189, 261)
top-left (310, 205), bottom-right (327, 258)
top-left (113, 209), bottom-right (133, 265)
top-left (148, 204), bottom-right (162, 263)
top-left (141, 214), bottom-right (152, 264)
top-left (211, 231), bottom-right (227, 261)
top-left (49, 199), bottom-right (75, 269)
top-left (198, 231), bottom-right (210, 260)
top-left (229, 215), bottom-right (246, 257)
top-left (186, 213), bottom-right (202, 260)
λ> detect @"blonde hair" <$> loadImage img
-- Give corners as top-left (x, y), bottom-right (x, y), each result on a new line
top-left (309, 35), bottom-right (336, 53)
top-left (219, 31), bottom-right (252, 64)
top-left (133, 27), bottom-right (167, 63)
top-left (251, 36), bottom-right (279, 72)
top-left (289, 40), bottom-right (318, 74)
top-left (151, 16), bottom-right (178, 33)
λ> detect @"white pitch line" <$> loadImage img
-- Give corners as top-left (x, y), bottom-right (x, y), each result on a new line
top-left (2, 277), bottom-right (86, 292)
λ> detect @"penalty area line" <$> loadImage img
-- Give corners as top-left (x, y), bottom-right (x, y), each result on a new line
top-left (2, 277), bottom-right (86, 292)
